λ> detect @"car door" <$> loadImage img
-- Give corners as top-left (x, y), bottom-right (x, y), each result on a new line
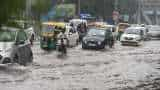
top-left (15, 31), bottom-right (32, 65)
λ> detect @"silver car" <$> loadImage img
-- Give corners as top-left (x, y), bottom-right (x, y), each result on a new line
top-left (147, 26), bottom-right (160, 39)
top-left (0, 27), bottom-right (33, 66)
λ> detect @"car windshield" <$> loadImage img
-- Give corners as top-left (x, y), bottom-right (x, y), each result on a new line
top-left (125, 29), bottom-right (141, 35)
top-left (0, 30), bottom-right (16, 42)
top-left (87, 28), bottom-right (106, 37)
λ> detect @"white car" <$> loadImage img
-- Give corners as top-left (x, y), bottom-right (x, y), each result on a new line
top-left (69, 19), bottom-right (87, 30)
top-left (66, 25), bottom-right (79, 47)
top-left (0, 27), bottom-right (33, 65)
top-left (57, 25), bottom-right (79, 47)
top-left (120, 27), bottom-right (147, 46)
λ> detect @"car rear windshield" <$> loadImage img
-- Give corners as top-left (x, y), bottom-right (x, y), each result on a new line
top-left (0, 30), bottom-right (16, 42)
top-left (125, 29), bottom-right (141, 35)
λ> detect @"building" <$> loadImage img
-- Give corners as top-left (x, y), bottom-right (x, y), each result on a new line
top-left (138, 0), bottom-right (160, 25)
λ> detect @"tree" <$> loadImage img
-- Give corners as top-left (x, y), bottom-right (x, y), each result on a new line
top-left (64, 0), bottom-right (115, 19)
top-left (31, 0), bottom-right (52, 21)
top-left (0, 0), bottom-right (25, 26)
top-left (31, 0), bottom-right (53, 35)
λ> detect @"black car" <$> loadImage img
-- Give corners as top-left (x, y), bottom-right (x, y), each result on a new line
top-left (82, 28), bottom-right (113, 49)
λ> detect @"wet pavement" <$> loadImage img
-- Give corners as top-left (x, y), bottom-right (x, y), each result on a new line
top-left (0, 40), bottom-right (160, 90)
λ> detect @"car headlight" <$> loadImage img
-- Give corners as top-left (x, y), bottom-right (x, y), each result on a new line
top-left (98, 41), bottom-right (102, 45)
top-left (135, 37), bottom-right (141, 41)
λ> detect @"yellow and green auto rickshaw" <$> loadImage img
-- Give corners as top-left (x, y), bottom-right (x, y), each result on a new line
top-left (40, 22), bottom-right (66, 50)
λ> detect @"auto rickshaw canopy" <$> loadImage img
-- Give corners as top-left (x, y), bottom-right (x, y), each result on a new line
top-left (41, 22), bottom-right (66, 37)
top-left (117, 23), bottom-right (130, 32)
top-left (88, 22), bottom-right (114, 30)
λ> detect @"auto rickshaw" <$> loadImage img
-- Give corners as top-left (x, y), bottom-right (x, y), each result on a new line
top-left (116, 23), bottom-right (130, 41)
top-left (40, 22), bottom-right (66, 50)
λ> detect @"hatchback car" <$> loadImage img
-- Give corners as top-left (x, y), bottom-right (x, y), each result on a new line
top-left (120, 27), bottom-right (148, 46)
top-left (147, 26), bottom-right (160, 39)
top-left (0, 27), bottom-right (33, 65)
top-left (82, 28), bottom-right (113, 49)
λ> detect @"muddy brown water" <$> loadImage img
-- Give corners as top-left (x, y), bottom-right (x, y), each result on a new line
top-left (0, 41), bottom-right (160, 90)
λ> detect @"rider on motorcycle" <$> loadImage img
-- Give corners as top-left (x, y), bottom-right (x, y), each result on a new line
top-left (57, 30), bottom-right (67, 54)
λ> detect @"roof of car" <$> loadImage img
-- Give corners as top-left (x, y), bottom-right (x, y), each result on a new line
top-left (1, 26), bottom-right (20, 32)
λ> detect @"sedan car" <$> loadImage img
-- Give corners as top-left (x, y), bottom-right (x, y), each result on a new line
top-left (120, 27), bottom-right (147, 46)
top-left (147, 26), bottom-right (160, 39)
top-left (82, 28), bottom-right (113, 49)
top-left (0, 27), bottom-right (33, 66)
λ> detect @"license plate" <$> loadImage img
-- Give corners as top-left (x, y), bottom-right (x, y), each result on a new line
top-left (88, 43), bottom-right (96, 46)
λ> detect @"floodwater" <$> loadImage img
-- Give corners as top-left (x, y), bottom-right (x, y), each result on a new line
top-left (0, 41), bottom-right (160, 90)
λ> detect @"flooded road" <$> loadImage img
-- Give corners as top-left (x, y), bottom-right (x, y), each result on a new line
top-left (0, 41), bottom-right (160, 90)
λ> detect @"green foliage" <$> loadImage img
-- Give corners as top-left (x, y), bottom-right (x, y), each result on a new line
top-left (31, 0), bottom-right (52, 20)
top-left (54, 4), bottom-right (76, 18)
top-left (65, 0), bottom-right (114, 19)
top-left (0, 0), bottom-right (26, 25)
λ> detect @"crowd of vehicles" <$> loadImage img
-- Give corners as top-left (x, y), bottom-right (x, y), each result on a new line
top-left (1, 18), bottom-right (160, 66)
